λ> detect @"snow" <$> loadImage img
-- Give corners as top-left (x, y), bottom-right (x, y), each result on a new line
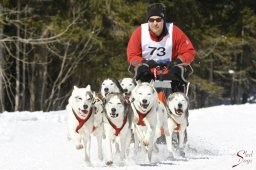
top-left (0, 104), bottom-right (256, 170)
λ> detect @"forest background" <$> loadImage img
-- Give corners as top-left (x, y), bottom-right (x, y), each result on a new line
top-left (0, 0), bottom-right (256, 112)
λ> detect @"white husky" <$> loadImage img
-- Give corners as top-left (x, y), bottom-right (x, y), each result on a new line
top-left (166, 92), bottom-right (189, 157)
top-left (100, 78), bottom-right (123, 98)
top-left (66, 85), bottom-right (103, 163)
top-left (103, 93), bottom-right (132, 165)
top-left (131, 81), bottom-right (171, 162)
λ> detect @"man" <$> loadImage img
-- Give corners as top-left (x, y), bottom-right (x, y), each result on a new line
top-left (127, 3), bottom-right (195, 93)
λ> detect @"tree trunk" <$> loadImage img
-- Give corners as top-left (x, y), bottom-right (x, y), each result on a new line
top-left (0, 4), bottom-right (4, 112)
top-left (14, 0), bottom-right (21, 111)
top-left (22, 6), bottom-right (27, 110)
top-left (40, 48), bottom-right (48, 111)
top-left (29, 60), bottom-right (36, 111)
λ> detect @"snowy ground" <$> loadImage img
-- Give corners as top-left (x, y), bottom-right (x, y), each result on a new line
top-left (0, 104), bottom-right (256, 170)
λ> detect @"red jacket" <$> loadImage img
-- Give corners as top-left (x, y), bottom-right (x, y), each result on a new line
top-left (127, 24), bottom-right (195, 66)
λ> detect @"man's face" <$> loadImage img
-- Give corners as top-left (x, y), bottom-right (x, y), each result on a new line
top-left (148, 16), bottom-right (164, 36)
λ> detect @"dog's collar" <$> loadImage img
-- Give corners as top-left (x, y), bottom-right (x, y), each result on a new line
top-left (106, 115), bottom-right (128, 136)
top-left (72, 108), bottom-right (93, 133)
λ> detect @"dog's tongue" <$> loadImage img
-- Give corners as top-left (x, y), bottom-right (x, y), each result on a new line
top-left (140, 103), bottom-right (149, 109)
top-left (176, 109), bottom-right (183, 115)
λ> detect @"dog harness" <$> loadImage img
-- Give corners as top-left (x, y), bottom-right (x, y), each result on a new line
top-left (165, 105), bottom-right (182, 132)
top-left (167, 110), bottom-right (181, 132)
top-left (106, 116), bottom-right (128, 136)
top-left (135, 108), bottom-right (152, 126)
top-left (72, 108), bottom-right (93, 133)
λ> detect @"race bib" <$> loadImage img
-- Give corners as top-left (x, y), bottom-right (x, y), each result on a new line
top-left (141, 23), bottom-right (173, 64)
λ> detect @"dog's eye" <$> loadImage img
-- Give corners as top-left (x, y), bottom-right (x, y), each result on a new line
top-left (139, 93), bottom-right (142, 95)
top-left (110, 83), bottom-right (113, 85)
top-left (76, 97), bottom-right (82, 100)
top-left (109, 102), bottom-right (112, 104)
top-left (117, 102), bottom-right (121, 105)
top-left (129, 84), bottom-right (132, 86)
top-left (147, 93), bottom-right (151, 95)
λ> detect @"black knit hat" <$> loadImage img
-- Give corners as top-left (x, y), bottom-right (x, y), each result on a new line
top-left (147, 3), bottom-right (166, 20)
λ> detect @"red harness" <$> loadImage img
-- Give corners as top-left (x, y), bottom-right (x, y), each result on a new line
top-left (136, 108), bottom-right (152, 126)
top-left (72, 108), bottom-right (93, 133)
top-left (174, 123), bottom-right (181, 132)
top-left (169, 115), bottom-right (181, 132)
top-left (107, 116), bottom-right (128, 136)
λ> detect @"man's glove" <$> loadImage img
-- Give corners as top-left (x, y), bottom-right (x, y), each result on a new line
top-left (142, 60), bottom-right (157, 68)
top-left (168, 58), bottom-right (184, 81)
top-left (134, 63), bottom-right (149, 80)
top-left (168, 58), bottom-right (182, 69)
top-left (134, 63), bottom-right (154, 82)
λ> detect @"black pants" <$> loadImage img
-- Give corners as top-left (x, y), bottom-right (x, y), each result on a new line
top-left (137, 71), bottom-right (187, 93)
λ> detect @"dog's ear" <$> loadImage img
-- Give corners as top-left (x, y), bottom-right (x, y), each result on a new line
top-left (132, 78), bottom-right (137, 86)
top-left (74, 86), bottom-right (78, 90)
top-left (185, 95), bottom-right (190, 109)
top-left (92, 91), bottom-right (96, 98)
top-left (119, 79), bottom-right (123, 84)
top-left (88, 91), bottom-right (93, 100)
top-left (136, 80), bottom-right (141, 85)
top-left (85, 85), bottom-right (91, 91)
top-left (149, 79), bottom-right (154, 87)
top-left (117, 81), bottom-right (124, 93)
top-left (112, 78), bottom-right (124, 93)
top-left (167, 93), bottom-right (175, 102)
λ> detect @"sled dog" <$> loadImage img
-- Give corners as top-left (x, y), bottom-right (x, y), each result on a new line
top-left (66, 85), bottom-right (103, 163)
top-left (166, 92), bottom-right (189, 157)
top-left (130, 80), bottom-right (159, 163)
top-left (120, 77), bottom-right (136, 99)
top-left (100, 78), bottom-right (123, 98)
top-left (103, 93), bottom-right (132, 165)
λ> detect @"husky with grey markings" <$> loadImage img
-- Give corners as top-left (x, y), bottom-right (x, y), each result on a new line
top-left (66, 85), bottom-right (103, 163)
top-left (103, 93), bottom-right (132, 166)
top-left (165, 92), bottom-right (189, 157)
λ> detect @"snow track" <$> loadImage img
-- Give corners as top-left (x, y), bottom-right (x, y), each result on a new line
top-left (0, 104), bottom-right (255, 170)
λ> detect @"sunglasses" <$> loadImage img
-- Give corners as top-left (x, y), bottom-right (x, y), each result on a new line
top-left (148, 18), bottom-right (163, 23)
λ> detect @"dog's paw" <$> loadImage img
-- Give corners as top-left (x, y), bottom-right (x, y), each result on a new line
top-left (76, 144), bottom-right (83, 150)
top-left (98, 154), bottom-right (103, 161)
top-left (178, 149), bottom-right (186, 157)
top-left (166, 152), bottom-right (174, 160)
top-left (106, 161), bottom-right (113, 166)
top-left (143, 140), bottom-right (149, 147)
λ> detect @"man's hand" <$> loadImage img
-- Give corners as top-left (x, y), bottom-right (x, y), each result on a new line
top-left (142, 60), bottom-right (157, 68)
top-left (134, 63), bottom-right (149, 80)
top-left (168, 58), bottom-right (183, 81)
top-left (134, 62), bottom-right (154, 82)
top-left (168, 58), bottom-right (182, 69)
